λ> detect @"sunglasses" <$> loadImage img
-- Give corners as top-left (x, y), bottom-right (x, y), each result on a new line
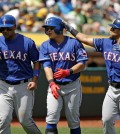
top-left (45, 27), bottom-right (55, 31)
top-left (111, 27), bottom-right (120, 30)
top-left (0, 27), bottom-right (13, 32)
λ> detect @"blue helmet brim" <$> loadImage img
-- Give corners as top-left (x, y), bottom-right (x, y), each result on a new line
top-left (42, 24), bottom-right (56, 28)
top-left (108, 24), bottom-right (120, 29)
top-left (0, 24), bottom-right (14, 27)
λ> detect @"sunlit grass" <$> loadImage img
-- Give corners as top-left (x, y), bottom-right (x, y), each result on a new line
top-left (11, 126), bottom-right (120, 134)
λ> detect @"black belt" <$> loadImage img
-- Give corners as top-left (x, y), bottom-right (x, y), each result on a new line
top-left (2, 79), bottom-right (29, 85)
top-left (110, 82), bottom-right (120, 88)
top-left (55, 81), bottom-right (70, 85)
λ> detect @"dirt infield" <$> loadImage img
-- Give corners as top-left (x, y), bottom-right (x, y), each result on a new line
top-left (11, 117), bottom-right (120, 128)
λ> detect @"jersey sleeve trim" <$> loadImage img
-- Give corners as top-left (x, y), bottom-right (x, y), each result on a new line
top-left (39, 58), bottom-right (50, 62)
top-left (33, 60), bottom-right (39, 63)
top-left (93, 38), bottom-right (99, 52)
top-left (77, 58), bottom-right (88, 63)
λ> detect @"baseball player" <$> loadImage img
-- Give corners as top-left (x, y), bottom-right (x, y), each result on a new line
top-left (39, 17), bottom-right (88, 134)
top-left (63, 18), bottom-right (120, 134)
top-left (0, 15), bottom-right (41, 134)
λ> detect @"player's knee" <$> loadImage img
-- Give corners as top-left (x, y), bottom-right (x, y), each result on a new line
top-left (45, 128), bottom-right (58, 134)
top-left (102, 117), bottom-right (115, 126)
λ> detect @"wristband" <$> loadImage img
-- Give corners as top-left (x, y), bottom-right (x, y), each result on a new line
top-left (48, 79), bottom-right (54, 84)
top-left (33, 70), bottom-right (40, 77)
top-left (69, 69), bottom-right (73, 75)
top-left (70, 29), bottom-right (79, 37)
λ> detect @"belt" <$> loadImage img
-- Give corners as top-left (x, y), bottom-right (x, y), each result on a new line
top-left (55, 81), bottom-right (70, 85)
top-left (110, 82), bottom-right (120, 88)
top-left (2, 79), bottom-right (29, 85)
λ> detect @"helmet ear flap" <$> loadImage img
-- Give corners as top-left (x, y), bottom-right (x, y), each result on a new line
top-left (54, 25), bottom-right (63, 34)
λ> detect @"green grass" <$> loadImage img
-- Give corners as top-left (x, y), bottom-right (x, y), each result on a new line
top-left (11, 127), bottom-right (120, 134)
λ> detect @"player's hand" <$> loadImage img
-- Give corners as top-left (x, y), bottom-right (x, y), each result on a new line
top-left (49, 82), bottom-right (60, 99)
top-left (27, 81), bottom-right (37, 90)
top-left (62, 20), bottom-right (74, 32)
top-left (54, 68), bottom-right (70, 79)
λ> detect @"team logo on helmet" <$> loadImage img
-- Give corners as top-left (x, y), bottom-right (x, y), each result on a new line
top-left (45, 18), bottom-right (52, 24)
top-left (3, 17), bottom-right (6, 25)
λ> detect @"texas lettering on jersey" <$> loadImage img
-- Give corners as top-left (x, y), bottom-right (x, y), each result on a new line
top-left (49, 52), bottom-right (75, 61)
top-left (104, 51), bottom-right (120, 62)
top-left (0, 50), bottom-right (27, 61)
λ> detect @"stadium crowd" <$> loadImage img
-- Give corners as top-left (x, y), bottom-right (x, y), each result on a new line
top-left (0, 0), bottom-right (120, 35)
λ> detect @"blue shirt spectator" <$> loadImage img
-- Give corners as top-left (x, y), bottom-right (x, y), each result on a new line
top-left (57, 0), bottom-right (73, 14)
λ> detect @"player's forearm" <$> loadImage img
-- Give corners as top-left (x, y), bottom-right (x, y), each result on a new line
top-left (70, 29), bottom-right (94, 47)
top-left (44, 67), bottom-right (54, 82)
top-left (33, 61), bottom-right (41, 70)
top-left (76, 33), bottom-right (94, 47)
top-left (70, 63), bottom-right (85, 74)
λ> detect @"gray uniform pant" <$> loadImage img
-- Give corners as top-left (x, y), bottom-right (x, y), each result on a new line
top-left (46, 79), bottom-right (82, 129)
top-left (102, 85), bottom-right (120, 134)
top-left (0, 80), bottom-right (41, 134)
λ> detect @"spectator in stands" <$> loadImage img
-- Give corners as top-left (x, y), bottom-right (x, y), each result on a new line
top-left (106, 4), bottom-right (119, 19)
top-left (91, 21), bottom-right (107, 35)
top-left (1, 0), bottom-right (120, 35)
top-left (57, 0), bottom-right (73, 15)
top-left (46, 0), bottom-right (55, 8)
top-left (45, 4), bottom-right (62, 21)
top-left (36, 7), bottom-right (48, 21)
top-left (82, 24), bottom-right (92, 34)
top-left (0, 7), bottom-right (4, 17)
top-left (64, 5), bottom-right (87, 31)
top-left (24, 0), bottom-right (45, 7)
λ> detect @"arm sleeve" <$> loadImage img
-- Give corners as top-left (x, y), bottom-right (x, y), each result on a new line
top-left (93, 38), bottom-right (104, 52)
top-left (28, 40), bottom-right (39, 62)
top-left (75, 40), bottom-right (88, 63)
top-left (42, 61), bottom-right (51, 68)
top-left (39, 42), bottom-right (51, 68)
top-left (39, 43), bottom-right (51, 62)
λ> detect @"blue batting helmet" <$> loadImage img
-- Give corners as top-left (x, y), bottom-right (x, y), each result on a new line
top-left (0, 15), bottom-right (16, 27)
top-left (43, 17), bottom-right (64, 34)
top-left (109, 18), bottom-right (120, 29)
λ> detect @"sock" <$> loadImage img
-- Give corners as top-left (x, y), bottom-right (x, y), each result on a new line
top-left (46, 124), bottom-right (58, 134)
top-left (70, 127), bottom-right (81, 134)
top-left (46, 124), bottom-right (57, 129)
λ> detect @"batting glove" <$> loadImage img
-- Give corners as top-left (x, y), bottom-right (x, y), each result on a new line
top-left (62, 20), bottom-right (73, 32)
top-left (54, 68), bottom-right (72, 79)
top-left (49, 82), bottom-right (60, 99)
top-left (62, 20), bottom-right (79, 37)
